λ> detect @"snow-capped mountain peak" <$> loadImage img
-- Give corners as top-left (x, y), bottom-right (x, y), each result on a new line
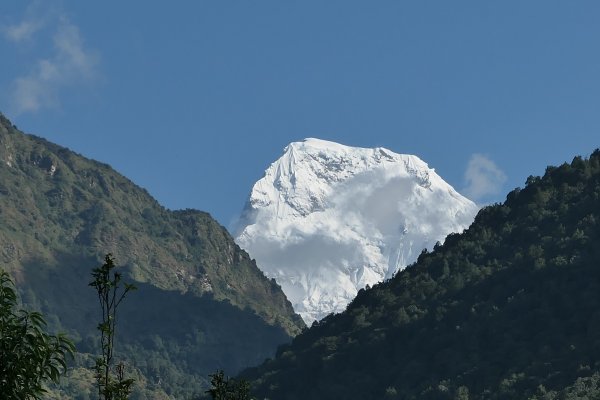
top-left (236, 138), bottom-right (478, 323)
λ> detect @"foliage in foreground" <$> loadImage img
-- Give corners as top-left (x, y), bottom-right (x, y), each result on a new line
top-left (243, 149), bottom-right (600, 399)
top-left (0, 269), bottom-right (74, 399)
top-left (90, 254), bottom-right (137, 400)
top-left (203, 370), bottom-right (254, 400)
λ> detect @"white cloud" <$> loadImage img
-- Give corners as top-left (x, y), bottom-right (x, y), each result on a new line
top-left (1, 1), bottom-right (54, 44)
top-left (4, 12), bottom-right (99, 114)
top-left (53, 19), bottom-right (97, 79)
top-left (463, 153), bottom-right (507, 202)
top-left (12, 76), bottom-right (55, 113)
top-left (3, 19), bottom-right (43, 42)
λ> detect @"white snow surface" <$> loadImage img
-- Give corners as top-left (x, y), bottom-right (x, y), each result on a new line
top-left (235, 138), bottom-right (478, 324)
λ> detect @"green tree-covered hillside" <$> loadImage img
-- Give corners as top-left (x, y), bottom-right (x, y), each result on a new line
top-left (0, 113), bottom-right (304, 398)
top-left (243, 150), bottom-right (600, 400)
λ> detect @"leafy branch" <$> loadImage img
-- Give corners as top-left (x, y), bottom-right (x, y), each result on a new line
top-left (0, 269), bottom-right (74, 398)
top-left (89, 254), bottom-right (137, 400)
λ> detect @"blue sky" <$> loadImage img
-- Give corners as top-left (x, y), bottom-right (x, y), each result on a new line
top-left (1, 1), bottom-right (599, 226)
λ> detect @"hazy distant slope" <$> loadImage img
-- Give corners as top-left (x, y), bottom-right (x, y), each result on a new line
top-left (243, 150), bottom-right (600, 400)
top-left (0, 113), bottom-right (304, 398)
top-left (236, 138), bottom-right (477, 323)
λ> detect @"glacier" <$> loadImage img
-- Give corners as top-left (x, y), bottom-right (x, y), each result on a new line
top-left (235, 138), bottom-right (478, 324)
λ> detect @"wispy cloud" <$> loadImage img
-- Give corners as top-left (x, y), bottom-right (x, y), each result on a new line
top-left (3, 19), bottom-right (43, 43)
top-left (3, 8), bottom-right (99, 114)
top-left (463, 154), bottom-right (507, 202)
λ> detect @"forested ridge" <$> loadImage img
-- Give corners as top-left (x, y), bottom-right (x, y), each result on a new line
top-left (243, 149), bottom-right (600, 400)
top-left (0, 113), bottom-right (304, 398)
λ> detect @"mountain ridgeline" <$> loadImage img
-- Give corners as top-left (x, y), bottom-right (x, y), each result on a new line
top-left (243, 150), bottom-right (600, 399)
top-left (0, 113), bottom-right (304, 398)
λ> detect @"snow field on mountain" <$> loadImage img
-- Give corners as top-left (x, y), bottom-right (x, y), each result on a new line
top-left (236, 138), bottom-right (478, 323)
